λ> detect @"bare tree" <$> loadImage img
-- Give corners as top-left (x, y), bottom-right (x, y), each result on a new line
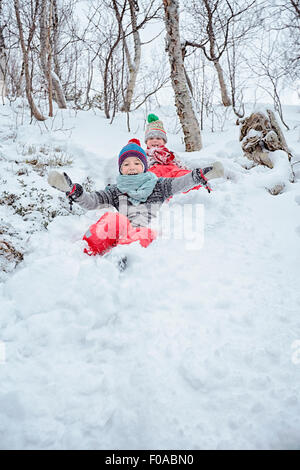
top-left (187, 52), bottom-right (217, 131)
top-left (0, 0), bottom-right (7, 101)
top-left (162, 0), bottom-right (202, 151)
top-left (55, 0), bottom-right (89, 106)
top-left (225, 19), bottom-right (246, 118)
top-left (40, 0), bottom-right (67, 111)
top-left (51, 0), bottom-right (61, 78)
top-left (246, 30), bottom-right (290, 130)
top-left (111, 0), bottom-right (162, 115)
top-left (79, 0), bottom-right (162, 120)
top-left (112, 0), bottom-right (141, 114)
top-left (184, 0), bottom-right (258, 108)
top-left (271, 0), bottom-right (300, 85)
top-left (132, 60), bottom-right (169, 112)
top-left (103, 7), bottom-right (125, 119)
top-left (82, 0), bottom-right (126, 119)
top-left (14, 0), bottom-right (46, 121)
top-left (57, 0), bottom-right (120, 113)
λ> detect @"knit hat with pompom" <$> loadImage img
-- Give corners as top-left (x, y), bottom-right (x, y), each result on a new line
top-left (118, 139), bottom-right (148, 173)
top-left (145, 114), bottom-right (167, 144)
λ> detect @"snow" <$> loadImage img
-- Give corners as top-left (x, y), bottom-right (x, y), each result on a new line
top-left (0, 101), bottom-right (300, 450)
top-left (245, 128), bottom-right (262, 139)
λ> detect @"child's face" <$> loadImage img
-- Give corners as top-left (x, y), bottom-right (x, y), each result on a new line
top-left (121, 157), bottom-right (144, 175)
top-left (146, 137), bottom-right (165, 148)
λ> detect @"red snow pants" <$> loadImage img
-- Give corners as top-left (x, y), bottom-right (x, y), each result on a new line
top-left (83, 211), bottom-right (157, 256)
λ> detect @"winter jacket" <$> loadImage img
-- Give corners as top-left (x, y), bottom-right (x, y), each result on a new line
top-left (147, 146), bottom-right (189, 170)
top-left (75, 170), bottom-right (206, 228)
top-left (147, 146), bottom-right (203, 193)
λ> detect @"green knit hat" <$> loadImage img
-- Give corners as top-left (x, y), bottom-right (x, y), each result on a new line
top-left (145, 114), bottom-right (167, 144)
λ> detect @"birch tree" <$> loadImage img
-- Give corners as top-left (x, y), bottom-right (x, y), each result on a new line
top-left (0, 0), bottom-right (7, 101)
top-left (112, 0), bottom-right (161, 113)
top-left (40, 0), bottom-right (67, 111)
top-left (112, 0), bottom-right (141, 113)
top-left (162, 0), bottom-right (202, 151)
top-left (14, 0), bottom-right (46, 121)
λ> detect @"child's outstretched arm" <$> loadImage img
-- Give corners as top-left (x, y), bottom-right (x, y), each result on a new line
top-left (48, 171), bottom-right (115, 210)
top-left (159, 162), bottom-right (224, 199)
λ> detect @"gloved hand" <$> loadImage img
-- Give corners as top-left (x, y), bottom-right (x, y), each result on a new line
top-left (203, 162), bottom-right (224, 180)
top-left (62, 172), bottom-right (83, 200)
top-left (48, 171), bottom-right (83, 197)
top-left (194, 162), bottom-right (225, 193)
top-left (194, 167), bottom-right (212, 193)
top-left (48, 171), bottom-right (83, 210)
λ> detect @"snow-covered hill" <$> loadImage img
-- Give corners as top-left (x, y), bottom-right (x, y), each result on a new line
top-left (0, 101), bottom-right (300, 449)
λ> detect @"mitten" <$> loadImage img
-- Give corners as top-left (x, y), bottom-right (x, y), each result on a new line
top-left (194, 162), bottom-right (224, 193)
top-left (203, 162), bottom-right (224, 180)
top-left (48, 171), bottom-right (83, 210)
top-left (48, 171), bottom-right (83, 197)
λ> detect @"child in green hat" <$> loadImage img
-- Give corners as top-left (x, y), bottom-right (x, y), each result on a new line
top-left (145, 114), bottom-right (224, 194)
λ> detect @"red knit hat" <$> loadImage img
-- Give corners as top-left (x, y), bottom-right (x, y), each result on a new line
top-left (118, 139), bottom-right (148, 173)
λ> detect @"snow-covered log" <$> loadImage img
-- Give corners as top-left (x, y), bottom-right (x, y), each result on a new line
top-left (238, 109), bottom-right (293, 194)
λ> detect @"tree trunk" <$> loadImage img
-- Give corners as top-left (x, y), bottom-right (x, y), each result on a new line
top-left (40, 0), bottom-right (67, 110)
top-left (47, 0), bottom-right (53, 116)
top-left (0, 26), bottom-right (6, 101)
top-left (204, 0), bottom-right (231, 108)
top-left (121, 0), bottom-right (141, 113)
top-left (14, 0), bottom-right (46, 121)
top-left (0, 0), bottom-right (6, 101)
top-left (16, 61), bottom-right (25, 97)
top-left (52, 0), bottom-right (61, 78)
top-left (162, 0), bottom-right (202, 152)
top-left (103, 0), bottom-right (126, 119)
top-left (214, 60), bottom-right (231, 107)
top-left (103, 57), bottom-right (111, 119)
